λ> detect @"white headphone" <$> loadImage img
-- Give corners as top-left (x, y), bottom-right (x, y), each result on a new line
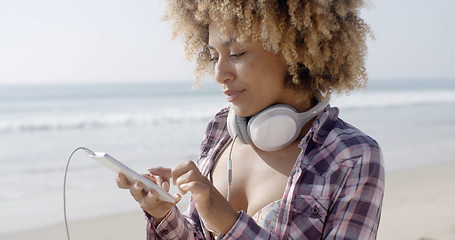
top-left (227, 94), bottom-right (330, 152)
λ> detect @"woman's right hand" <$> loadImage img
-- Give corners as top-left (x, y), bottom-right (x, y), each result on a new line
top-left (116, 167), bottom-right (181, 223)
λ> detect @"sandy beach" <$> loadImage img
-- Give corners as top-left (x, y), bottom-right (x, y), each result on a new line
top-left (377, 161), bottom-right (455, 240)
top-left (1, 161), bottom-right (454, 240)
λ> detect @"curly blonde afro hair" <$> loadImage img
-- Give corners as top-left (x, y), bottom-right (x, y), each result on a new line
top-left (163, 0), bottom-right (371, 95)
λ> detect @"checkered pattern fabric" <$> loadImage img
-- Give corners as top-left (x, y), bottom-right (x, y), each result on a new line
top-left (146, 106), bottom-right (384, 240)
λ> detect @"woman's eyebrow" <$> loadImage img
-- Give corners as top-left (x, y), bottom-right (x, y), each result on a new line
top-left (207, 38), bottom-right (236, 50)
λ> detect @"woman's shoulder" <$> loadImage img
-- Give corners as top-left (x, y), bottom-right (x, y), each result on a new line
top-left (203, 106), bottom-right (230, 137)
top-left (305, 107), bottom-right (383, 176)
top-left (314, 107), bottom-right (380, 151)
top-left (330, 117), bottom-right (382, 169)
top-left (197, 107), bottom-right (231, 170)
top-left (333, 118), bottom-right (380, 150)
top-left (212, 106), bottom-right (230, 121)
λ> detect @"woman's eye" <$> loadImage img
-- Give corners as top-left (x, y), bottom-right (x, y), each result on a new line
top-left (209, 56), bottom-right (218, 62)
top-left (229, 52), bottom-right (245, 59)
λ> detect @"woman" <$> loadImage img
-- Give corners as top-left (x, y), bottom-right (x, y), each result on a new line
top-left (117, 0), bottom-right (384, 239)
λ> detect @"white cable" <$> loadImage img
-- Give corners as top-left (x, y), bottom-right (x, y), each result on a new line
top-left (227, 135), bottom-right (237, 201)
top-left (63, 147), bottom-right (95, 240)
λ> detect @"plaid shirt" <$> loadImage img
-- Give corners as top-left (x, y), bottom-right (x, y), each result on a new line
top-left (146, 106), bottom-right (384, 239)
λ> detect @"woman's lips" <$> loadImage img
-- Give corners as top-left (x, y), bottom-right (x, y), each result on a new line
top-left (224, 90), bottom-right (244, 102)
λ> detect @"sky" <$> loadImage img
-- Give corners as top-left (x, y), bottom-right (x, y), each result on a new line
top-left (0, 0), bottom-right (454, 85)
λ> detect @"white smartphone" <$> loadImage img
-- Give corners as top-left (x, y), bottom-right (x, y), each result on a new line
top-left (90, 152), bottom-right (176, 203)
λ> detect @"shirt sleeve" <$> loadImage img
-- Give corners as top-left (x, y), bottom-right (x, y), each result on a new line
top-left (145, 204), bottom-right (207, 240)
top-left (145, 108), bottom-right (230, 240)
top-left (322, 143), bottom-right (385, 239)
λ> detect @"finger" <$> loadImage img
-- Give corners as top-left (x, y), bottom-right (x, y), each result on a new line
top-left (144, 189), bottom-right (158, 203)
top-left (174, 167), bottom-right (209, 189)
top-left (140, 191), bottom-right (160, 213)
top-left (154, 175), bottom-right (170, 192)
top-left (177, 183), bottom-right (188, 195)
top-left (143, 189), bottom-right (181, 206)
top-left (116, 173), bottom-right (132, 189)
top-left (140, 191), bottom-right (182, 219)
top-left (171, 160), bottom-right (199, 185)
top-left (172, 162), bottom-right (208, 196)
top-left (148, 167), bottom-right (172, 190)
top-left (148, 166), bottom-right (172, 179)
top-left (155, 175), bottom-right (163, 188)
top-left (142, 174), bottom-right (158, 184)
top-left (130, 181), bottom-right (145, 202)
top-left (143, 173), bottom-right (170, 192)
top-left (141, 190), bottom-right (176, 209)
top-left (162, 181), bottom-right (170, 192)
top-left (174, 169), bottom-right (195, 187)
top-left (179, 181), bottom-right (210, 197)
top-left (174, 193), bottom-right (182, 203)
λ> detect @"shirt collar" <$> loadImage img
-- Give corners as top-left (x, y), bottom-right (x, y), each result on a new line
top-left (304, 105), bottom-right (339, 145)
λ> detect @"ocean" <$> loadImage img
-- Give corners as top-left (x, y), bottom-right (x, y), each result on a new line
top-left (1, 79), bottom-right (454, 235)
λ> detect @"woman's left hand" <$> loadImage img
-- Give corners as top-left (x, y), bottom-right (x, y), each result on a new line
top-left (169, 160), bottom-right (240, 234)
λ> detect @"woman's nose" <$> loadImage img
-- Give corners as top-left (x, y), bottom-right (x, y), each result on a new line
top-left (214, 57), bottom-right (235, 84)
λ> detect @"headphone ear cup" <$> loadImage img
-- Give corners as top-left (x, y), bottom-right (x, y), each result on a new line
top-left (247, 105), bottom-right (300, 151)
top-left (227, 108), bottom-right (253, 145)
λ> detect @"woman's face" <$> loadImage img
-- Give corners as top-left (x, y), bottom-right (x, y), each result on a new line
top-left (208, 24), bottom-right (299, 117)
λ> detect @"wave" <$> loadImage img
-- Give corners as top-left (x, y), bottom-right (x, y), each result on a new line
top-left (1, 90), bottom-right (454, 132)
top-left (0, 107), bottom-right (222, 132)
top-left (331, 90), bottom-right (455, 109)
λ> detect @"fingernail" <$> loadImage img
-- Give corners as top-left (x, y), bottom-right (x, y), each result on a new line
top-left (135, 182), bottom-right (141, 189)
top-left (162, 182), bottom-right (169, 191)
top-left (175, 194), bottom-right (181, 202)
